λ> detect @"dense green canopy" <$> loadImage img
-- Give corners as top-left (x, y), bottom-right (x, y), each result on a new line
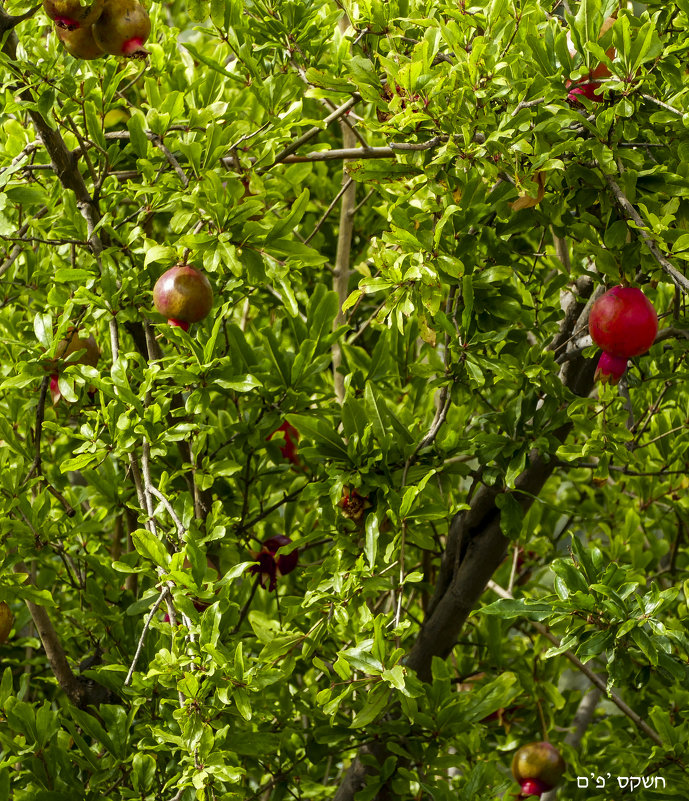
top-left (1, 0), bottom-right (688, 798)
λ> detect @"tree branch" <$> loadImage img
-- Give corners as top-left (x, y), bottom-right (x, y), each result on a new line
top-left (12, 563), bottom-right (117, 708)
top-left (603, 172), bottom-right (689, 294)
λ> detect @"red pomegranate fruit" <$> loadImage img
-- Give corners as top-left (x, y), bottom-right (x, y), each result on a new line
top-left (152, 265), bottom-right (213, 330)
top-left (43, 0), bottom-right (103, 30)
top-left (566, 16), bottom-right (615, 104)
top-left (92, 0), bottom-right (150, 58)
top-left (589, 286), bottom-right (658, 358)
top-left (57, 24), bottom-right (104, 59)
top-left (512, 742), bottom-right (566, 797)
top-left (250, 535), bottom-right (298, 591)
top-left (267, 421), bottom-right (300, 466)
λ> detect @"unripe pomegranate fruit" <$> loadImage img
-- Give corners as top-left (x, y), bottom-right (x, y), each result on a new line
top-left (43, 0), bottom-right (103, 30)
top-left (566, 16), bottom-right (615, 103)
top-left (152, 265), bottom-right (213, 330)
top-left (250, 535), bottom-right (298, 591)
top-left (57, 24), bottom-right (104, 59)
top-left (92, 0), bottom-right (150, 59)
top-left (512, 742), bottom-right (566, 797)
top-left (267, 421), bottom-right (300, 466)
top-left (0, 602), bottom-right (13, 643)
top-left (50, 330), bottom-right (100, 404)
top-left (589, 286), bottom-right (658, 359)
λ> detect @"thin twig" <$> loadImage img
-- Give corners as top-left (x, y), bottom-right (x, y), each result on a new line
top-left (603, 173), bottom-right (689, 294)
top-left (149, 486), bottom-right (186, 540)
top-left (304, 177), bottom-right (354, 245)
top-left (148, 133), bottom-right (189, 188)
top-left (124, 587), bottom-right (169, 685)
top-left (262, 94), bottom-right (361, 169)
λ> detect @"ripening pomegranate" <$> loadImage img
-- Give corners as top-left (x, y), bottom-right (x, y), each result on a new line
top-left (152, 265), bottom-right (213, 330)
top-left (512, 742), bottom-right (566, 797)
top-left (57, 24), bottom-right (104, 59)
top-left (43, 0), bottom-right (103, 30)
top-left (50, 330), bottom-right (100, 403)
top-left (589, 286), bottom-right (658, 356)
top-left (589, 286), bottom-right (658, 385)
top-left (566, 16), bottom-right (615, 103)
top-left (92, 0), bottom-right (151, 58)
top-left (250, 535), bottom-right (299, 591)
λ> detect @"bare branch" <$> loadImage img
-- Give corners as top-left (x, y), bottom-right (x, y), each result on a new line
top-left (149, 133), bottom-right (189, 188)
top-left (125, 587), bottom-right (169, 685)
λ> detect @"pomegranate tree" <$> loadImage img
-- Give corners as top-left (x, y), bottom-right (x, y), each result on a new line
top-left (512, 742), bottom-right (566, 797)
top-left (588, 285), bottom-right (658, 384)
top-left (153, 265), bottom-right (213, 330)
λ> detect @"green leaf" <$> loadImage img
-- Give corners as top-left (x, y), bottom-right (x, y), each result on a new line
top-left (285, 414), bottom-right (349, 459)
top-left (54, 268), bottom-right (95, 283)
top-left (364, 382), bottom-right (391, 453)
top-left (462, 672), bottom-right (521, 723)
top-left (68, 707), bottom-right (118, 757)
top-left (576, 629), bottom-right (614, 663)
top-left (341, 640), bottom-right (384, 674)
top-left (132, 753), bottom-right (157, 793)
top-left (131, 529), bottom-right (170, 568)
top-left (630, 627), bottom-right (658, 666)
top-left (351, 684), bottom-right (389, 728)
top-left (33, 313), bottom-right (52, 349)
top-left (127, 111), bottom-right (149, 158)
top-left (551, 559), bottom-right (590, 596)
top-left (364, 512), bottom-right (378, 569)
top-left (481, 598), bottom-right (553, 621)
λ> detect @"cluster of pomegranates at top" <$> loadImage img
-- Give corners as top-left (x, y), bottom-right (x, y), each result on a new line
top-left (588, 285), bottom-right (658, 385)
top-left (45, 0), bottom-right (150, 60)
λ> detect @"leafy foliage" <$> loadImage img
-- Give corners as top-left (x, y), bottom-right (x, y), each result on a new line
top-left (1, 0), bottom-right (689, 799)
